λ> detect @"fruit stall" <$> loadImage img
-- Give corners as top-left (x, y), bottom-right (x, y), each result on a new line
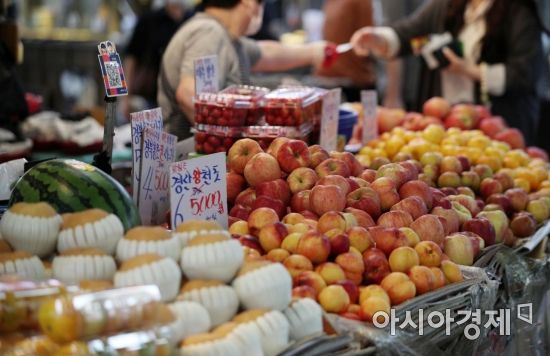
top-left (1, 89), bottom-right (550, 355)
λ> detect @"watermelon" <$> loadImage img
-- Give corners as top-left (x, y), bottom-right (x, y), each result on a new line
top-left (9, 159), bottom-right (140, 231)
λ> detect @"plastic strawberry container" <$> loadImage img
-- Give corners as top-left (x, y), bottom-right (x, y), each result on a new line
top-left (194, 85), bottom-right (269, 127)
top-left (264, 87), bottom-right (320, 127)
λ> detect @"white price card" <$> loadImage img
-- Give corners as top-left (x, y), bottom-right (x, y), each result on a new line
top-left (320, 88), bottom-right (341, 152)
top-left (194, 55), bottom-right (219, 94)
top-left (130, 108), bottom-right (163, 204)
top-left (361, 90), bottom-right (378, 144)
top-left (138, 128), bottom-right (177, 225)
top-left (169, 152), bottom-right (228, 229)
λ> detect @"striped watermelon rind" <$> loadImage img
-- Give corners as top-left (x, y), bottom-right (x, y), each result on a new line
top-left (9, 159), bottom-right (140, 231)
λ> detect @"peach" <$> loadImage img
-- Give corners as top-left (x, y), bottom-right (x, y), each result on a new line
top-left (287, 223), bottom-right (309, 235)
top-left (380, 272), bottom-right (417, 305)
top-left (359, 285), bottom-right (390, 305)
top-left (316, 262), bottom-right (346, 285)
top-left (345, 226), bottom-right (374, 253)
top-left (410, 214), bottom-right (445, 246)
top-left (415, 240), bottom-right (443, 267)
top-left (283, 254), bottom-right (314, 279)
top-left (325, 229), bottom-right (351, 256)
top-left (347, 303), bottom-right (361, 315)
top-left (443, 233), bottom-right (475, 266)
top-left (362, 248), bottom-right (391, 284)
top-left (335, 280), bottom-right (360, 304)
top-left (368, 226), bottom-right (408, 256)
top-left (441, 260), bottom-right (464, 283)
top-left (317, 212), bottom-right (347, 234)
top-left (318, 285), bottom-right (350, 313)
top-left (527, 199), bottom-right (550, 223)
top-left (377, 210), bottom-right (413, 229)
top-left (248, 207), bottom-right (280, 236)
top-left (282, 213), bottom-right (306, 225)
top-left (296, 231), bottom-right (331, 264)
top-left (388, 246), bottom-right (420, 273)
top-left (265, 248), bottom-right (291, 263)
top-left (398, 227), bottom-right (421, 247)
top-left (335, 252), bottom-right (365, 285)
top-left (292, 285), bottom-right (317, 300)
top-left (408, 265), bottom-right (435, 295)
top-left (294, 271), bottom-right (327, 297)
top-left (281, 232), bottom-right (303, 253)
top-left (258, 222), bottom-right (288, 252)
top-left (430, 267), bottom-right (446, 289)
top-left (229, 220), bottom-right (249, 236)
top-left (440, 156), bottom-right (463, 174)
top-left (480, 178), bottom-right (503, 199)
top-left (359, 297), bottom-right (391, 323)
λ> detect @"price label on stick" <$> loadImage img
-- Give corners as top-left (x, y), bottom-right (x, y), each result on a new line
top-left (138, 128), bottom-right (176, 225)
top-left (97, 40), bottom-right (128, 97)
top-left (169, 152), bottom-right (228, 229)
top-left (361, 90), bottom-right (378, 144)
top-left (320, 88), bottom-right (341, 152)
top-left (194, 55), bottom-right (219, 94)
top-left (130, 108), bottom-right (163, 204)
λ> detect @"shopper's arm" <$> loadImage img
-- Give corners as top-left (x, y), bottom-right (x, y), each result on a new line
top-left (384, 59), bottom-right (404, 108)
top-left (175, 76), bottom-right (196, 124)
top-left (252, 41), bottom-right (325, 72)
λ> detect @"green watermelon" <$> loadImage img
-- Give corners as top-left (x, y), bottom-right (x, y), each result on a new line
top-left (9, 159), bottom-right (140, 231)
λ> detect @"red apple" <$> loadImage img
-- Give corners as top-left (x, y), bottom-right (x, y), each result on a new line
top-left (244, 152), bottom-right (282, 187)
top-left (317, 175), bottom-right (351, 195)
top-left (346, 187), bottom-right (381, 219)
top-left (228, 138), bottom-right (263, 174)
top-left (443, 233), bottom-right (475, 266)
top-left (291, 190), bottom-right (312, 212)
top-left (227, 172), bottom-right (245, 205)
top-left (390, 196), bottom-right (428, 220)
top-left (377, 211), bottom-right (414, 229)
top-left (230, 204), bottom-right (251, 220)
top-left (368, 226), bottom-right (408, 256)
top-left (296, 231), bottom-right (331, 264)
top-left (325, 229), bottom-right (351, 256)
top-left (479, 117), bottom-right (506, 138)
top-left (480, 178), bottom-right (503, 199)
top-left (308, 145), bottom-right (330, 168)
top-left (378, 107), bottom-right (406, 132)
top-left (493, 172), bottom-right (514, 192)
top-left (505, 188), bottom-right (529, 212)
top-left (410, 214), bottom-right (445, 247)
top-left (431, 206), bottom-right (460, 234)
top-left (362, 247), bottom-right (391, 284)
top-left (376, 163), bottom-right (409, 188)
top-left (459, 231), bottom-right (485, 258)
top-left (235, 187), bottom-right (256, 208)
top-left (330, 151), bottom-right (364, 177)
top-left (495, 128), bottom-right (525, 149)
top-left (335, 280), bottom-right (360, 304)
top-left (486, 194), bottom-right (513, 216)
top-left (360, 169), bottom-right (377, 183)
top-left (238, 235), bottom-right (264, 254)
top-left (315, 158), bottom-right (351, 178)
top-left (399, 180), bottom-right (434, 210)
top-left (526, 146), bottom-right (549, 162)
top-left (423, 97), bottom-right (450, 119)
top-left (277, 139), bottom-right (311, 173)
top-left (267, 137), bottom-right (290, 159)
top-left (310, 184), bottom-right (346, 216)
top-left (256, 179), bottom-right (291, 205)
top-left (344, 207), bottom-right (376, 228)
top-left (252, 195), bottom-right (286, 220)
top-left (462, 217), bottom-right (496, 246)
top-left (449, 194), bottom-right (480, 217)
top-left (510, 212), bottom-right (537, 237)
top-left (287, 167), bottom-right (318, 194)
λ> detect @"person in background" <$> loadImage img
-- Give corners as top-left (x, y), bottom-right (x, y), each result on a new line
top-left (158, 0), bottom-right (327, 140)
top-left (122, 0), bottom-right (195, 118)
top-left (315, 0), bottom-right (375, 102)
top-left (351, 0), bottom-right (548, 145)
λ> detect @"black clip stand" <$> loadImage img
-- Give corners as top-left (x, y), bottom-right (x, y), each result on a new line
top-left (92, 95), bottom-right (117, 174)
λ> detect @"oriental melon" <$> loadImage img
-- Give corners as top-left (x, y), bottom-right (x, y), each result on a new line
top-left (9, 159), bottom-right (139, 231)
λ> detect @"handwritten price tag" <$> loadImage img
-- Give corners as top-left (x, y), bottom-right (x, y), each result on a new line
top-left (169, 152), bottom-right (228, 229)
top-left (130, 108), bottom-right (163, 204)
top-left (194, 55), bottom-right (219, 94)
top-left (138, 128), bottom-right (176, 225)
top-left (361, 90), bottom-right (378, 144)
top-left (320, 88), bottom-right (341, 152)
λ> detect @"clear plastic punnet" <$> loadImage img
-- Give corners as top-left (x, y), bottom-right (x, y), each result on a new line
top-left (194, 85), bottom-right (269, 127)
top-left (263, 87), bottom-right (321, 127)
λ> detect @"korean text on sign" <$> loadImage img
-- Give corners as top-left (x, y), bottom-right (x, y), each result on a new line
top-left (169, 152), bottom-right (228, 229)
top-left (194, 55), bottom-right (219, 94)
top-left (138, 128), bottom-right (176, 225)
top-left (130, 108), bottom-right (163, 203)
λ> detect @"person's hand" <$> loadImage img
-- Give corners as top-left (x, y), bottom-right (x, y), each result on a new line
top-left (350, 27), bottom-right (389, 57)
top-left (443, 47), bottom-right (481, 81)
top-left (308, 41), bottom-right (329, 70)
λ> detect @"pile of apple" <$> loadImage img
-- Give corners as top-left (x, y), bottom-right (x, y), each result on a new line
top-left (225, 137), bottom-right (470, 321)
top-left (373, 97), bottom-right (547, 157)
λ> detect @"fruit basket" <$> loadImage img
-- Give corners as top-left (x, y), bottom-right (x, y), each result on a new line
top-left (194, 85), bottom-right (269, 127)
top-left (264, 87), bottom-right (321, 127)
